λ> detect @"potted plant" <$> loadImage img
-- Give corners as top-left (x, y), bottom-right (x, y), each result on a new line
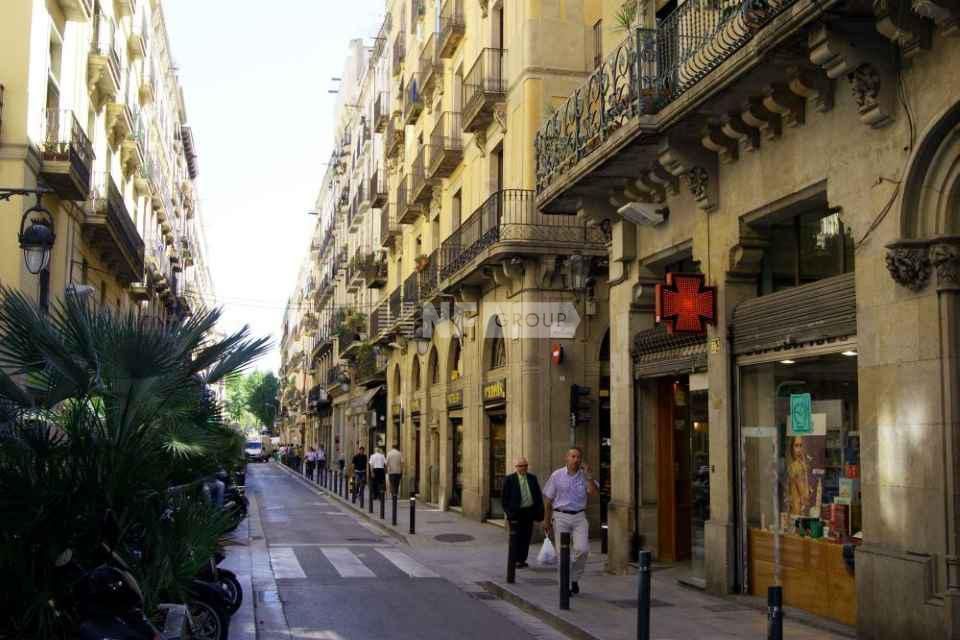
top-left (415, 254), bottom-right (430, 272)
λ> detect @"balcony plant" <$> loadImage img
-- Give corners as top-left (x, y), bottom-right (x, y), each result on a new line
top-left (0, 287), bottom-right (269, 639)
top-left (415, 253), bottom-right (431, 272)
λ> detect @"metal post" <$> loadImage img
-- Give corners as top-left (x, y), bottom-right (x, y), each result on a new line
top-left (767, 586), bottom-right (783, 640)
top-left (506, 520), bottom-right (517, 584)
top-left (409, 496), bottom-right (416, 534)
top-left (559, 532), bottom-right (571, 610)
top-left (637, 550), bottom-right (651, 640)
top-left (368, 482), bottom-right (374, 514)
top-left (380, 491), bottom-right (386, 519)
top-left (601, 524), bottom-right (609, 555)
top-left (392, 493), bottom-right (398, 526)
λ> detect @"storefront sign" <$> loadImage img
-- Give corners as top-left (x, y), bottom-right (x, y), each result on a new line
top-left (655, 273), bottom-right (717, 335)
top-left (482, 380), bottom-right (507, 406)
top-left (447, 389), bottom-right (463, 409)
top-left (790, 393), bottom-right (813, 434)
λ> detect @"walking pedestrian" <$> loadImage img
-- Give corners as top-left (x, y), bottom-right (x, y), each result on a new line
top-left (352, 447), bottom-right (368, 499)
top-left (542, 446), bottom-right (598, 595)
top-left (502, 457), bottom-right (544, 568)
top-left (305, 447), bottom-right (317, 480)
top-left (337, 449), bottom-right (345, 473)
top-left (386, 444), bottom-right (403, 496)
top-left (317, 445), bottom-right (327, 477)
top-left (369, 447), bottom-right (387, 500)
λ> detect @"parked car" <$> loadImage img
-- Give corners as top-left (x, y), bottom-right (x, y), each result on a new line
top-left (243, 440), bottom-right (266, 462)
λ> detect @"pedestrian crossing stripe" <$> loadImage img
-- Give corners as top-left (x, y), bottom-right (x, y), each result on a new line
top-left (321, 548), bottom-right (376, 578)
top-left (269, 547), bottom-right (306, 579)
top-left (375, 549), bottom-right (439, 578)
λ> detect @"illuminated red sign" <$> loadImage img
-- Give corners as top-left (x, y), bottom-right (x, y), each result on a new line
top-left (551, 342), bottom-right (564, 365)
top-left (655, 273), bottom-right (717, 335)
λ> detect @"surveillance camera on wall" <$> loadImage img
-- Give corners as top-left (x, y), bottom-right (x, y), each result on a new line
top-left (617, 201), bottom-right (669, 226)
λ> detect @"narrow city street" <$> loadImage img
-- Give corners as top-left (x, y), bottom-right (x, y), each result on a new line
top-left (241, 463), bottom-right (566, 640)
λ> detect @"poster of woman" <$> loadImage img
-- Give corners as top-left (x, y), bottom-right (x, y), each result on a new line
top-left (784, 435), bottom-right (826, 517)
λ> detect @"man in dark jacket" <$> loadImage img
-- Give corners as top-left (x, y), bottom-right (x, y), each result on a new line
top-left (501, 456), bottom-right (544, 568)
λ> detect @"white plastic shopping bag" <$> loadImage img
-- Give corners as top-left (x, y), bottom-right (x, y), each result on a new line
top-left (538, 536), bottom-right (557, 565)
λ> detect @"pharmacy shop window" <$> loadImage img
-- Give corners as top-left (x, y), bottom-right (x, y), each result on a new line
top-left (759, 209), bottom-right (854, 295)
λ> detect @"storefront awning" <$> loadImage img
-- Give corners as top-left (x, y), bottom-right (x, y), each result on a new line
top-left (632, 325), bottom-right (707, 379)
top-left (350, 385), bottom-right (383, 410)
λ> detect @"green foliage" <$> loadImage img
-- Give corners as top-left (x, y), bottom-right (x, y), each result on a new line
top-left (245, 371), bottom-right (279, 430)
top-left (0, 287), bottom-right (269, 638)
top-left (614, 1), bottom-right (640, 32)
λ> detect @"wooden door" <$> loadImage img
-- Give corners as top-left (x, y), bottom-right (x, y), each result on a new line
top-left (656, 379), bottom-right (678, 561)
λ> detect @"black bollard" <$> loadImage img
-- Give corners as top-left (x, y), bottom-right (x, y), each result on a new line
top-left (601, 523), bottom-right (609, 554)
top-left (368, 483), bottom-right (374, 514)
top-left (637, 550), bottom-right (651, 640)
top-left (392, 493), bottom-right (398, 526)
top-left (559, 532), bottom-right (571, 610)
top-left (767, 586), bottom-right (783, 640)
top-left (506, 520), bottom-right (518, 584)
top-left (380, 492), bottom-right (386, 519)
top-left (409, 496), bottom-right (416, 534)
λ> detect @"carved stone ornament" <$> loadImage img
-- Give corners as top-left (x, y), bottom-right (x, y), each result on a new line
top-left (493, 104), bottom-right (507, 133)
top-left (885, 243), bottom-right (932, 291)
top-left (849, 63), bottom-right (894, 129)
top-left (686, 167), bottom-right (710, 206)
top-left (479, 0), bottom-right (489, 18)
top-left (930, 241), bottom-right (960, 291)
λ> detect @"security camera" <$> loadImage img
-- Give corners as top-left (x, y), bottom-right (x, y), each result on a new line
top-left (617, 201), bottom-right (669, 226)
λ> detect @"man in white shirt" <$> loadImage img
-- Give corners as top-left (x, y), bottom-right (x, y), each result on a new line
top-left (317, 445), bottom-right (327, 479)
top-left (386, 445), bottom-right (403, 496)
top-left (543, 446), bottom-right (598, 595)
top-left (369, 447), bottom-right (387, 500)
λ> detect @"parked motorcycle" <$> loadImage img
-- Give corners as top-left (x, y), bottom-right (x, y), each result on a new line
top-left (196, 550), bottom-right (242, 615)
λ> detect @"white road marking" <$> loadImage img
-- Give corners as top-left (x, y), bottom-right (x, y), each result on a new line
top-left (375, 549), bottom-right (439, 578)
top-left (269, 547), bottom-right (306, 579)
top-left (321, 548), bottom-right (376, 578)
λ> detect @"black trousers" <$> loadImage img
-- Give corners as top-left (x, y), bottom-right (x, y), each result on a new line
top-left (388, 473), bottom-right (402, 495)
top-left (509, 507), bottom-right (536, 564)
top-left (373, 468), bottom-right (387, 498)
top-left (305, 461), bottom-right (315, 480)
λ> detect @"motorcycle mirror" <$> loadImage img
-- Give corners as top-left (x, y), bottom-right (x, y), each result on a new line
top-left (55, 548), bottom-right (73, 567)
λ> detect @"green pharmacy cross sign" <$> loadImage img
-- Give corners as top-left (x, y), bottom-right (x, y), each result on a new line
top-left (790, 393), bottom-right (813, 434)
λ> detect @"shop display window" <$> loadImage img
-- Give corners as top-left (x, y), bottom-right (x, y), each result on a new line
top-left (739, 352), bottom-right (860, 624)
top-left (761, 210), bottom-right (854, 295)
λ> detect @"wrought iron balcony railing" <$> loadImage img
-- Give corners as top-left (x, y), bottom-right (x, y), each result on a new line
top-left (402, 270), bottom-right (419, 317)
top-left (410, 145), bottom-right (432, 205)
top-left (388, 286), bottom-right (402, 326)
top-left (380, 203), bottom-right (400, 249)
top-left (418, 249), bottom-right (440, 301)
top-left (420, 32), bottom-right (441, 95)
top-left (385, 118), bottom-right (404, 159)
top-left (85, 172), bottom-right (145, 284)
top-left (374, 92), bottom-right (389, 132)
top-left (397, 174), bottom-right (423, 224)
top-left (370, 169), bottom-right (387, 208)
top-left (392, 34), bottom-right (406, 77)
top-left (439, 0), bottom-right (465, 59)
top-left (370, 298), bottom-right (391, 340)
top-left (440, 189), bottom-right (604, 283)
top-left (403, 73), bottom-right (424, 125)
top-left (39, 109), bottom-right (94, 200)
top-left (355, 346), bottom-right (388, 384)
top-left (463, 48), bottom-right (506, 133)
top-left (534, 0), bottom-right (801, 197)
top-left (428, 111), bottom-right (463, 179)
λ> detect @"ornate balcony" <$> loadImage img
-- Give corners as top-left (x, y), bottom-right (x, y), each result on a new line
top-left (380, 204), bottom-right (400, 249)
top-left (428, 111), bottom-right (462, 179)
top-left (418, 249), bottom-right (440, 302)
top-left (326, 365), bottom-right (350, 395)
top-left (87, 15), bottom-right (121, 108)
top-left (370, 298), bottom-right (392, 343)
top-left (121, 111), bottom-right (146, 179)
top-left (439, 190), bottom-right (605, 285)
top-left (410, 145), bottom-right (432, 206)
top-left (84, 173), bottom-right (145, 285)
top-left (438, 0), bottom-right (465, 59)
top-left (354, 345), bottom-right (388, 387)
top-left (392, 34), bottom-right (405, 77)
top-left (388, 286), bottom-right (402, 332)
top-left (462, 48), bottom-right (506, 133)
top-left (401, 270), bottom-right (420, 321)
top-left (385, 118), bottom-right (404, 159)
top-left (57, 0), bottom-right (93, 21)
top-left (374, 92), bottom-right (389, 133)
top-left (534, 0), bottom-right (815, 212)
top-left (105, 102), bottom-right (133, 150)
top-left (420, 33), bottom-right (441, 96)
top-left (402, 74), bottom-right (424, 125)
top-left (370, 169), bottom-right (387, 208)
top-left (39, 109), bottom-right (94, 201)
top-left (396, 174), bottom-right (423, 224)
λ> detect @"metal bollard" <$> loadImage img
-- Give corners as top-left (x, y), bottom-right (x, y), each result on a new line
top-left (559, 532), bottom-right (571, 610)
top-left (392, 493), bottom-right (398, 526)
top-left (767, 586), bottom-right (783, 640)
top-left (368, 483), bottom-right (374, 514)
top-left (506, 520), bottom-right (518, 584)
top-left (409, 496), bottom-right (416, 534)
top-left (601, 524), bottom-right (609, 555)
top-left (380, 492), bottom-right (386, 519)
top-left (637, 550), bottom-right (651, 640)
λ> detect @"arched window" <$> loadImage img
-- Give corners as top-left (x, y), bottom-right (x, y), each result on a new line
top-left (599, 329), bottom-right (610, 362)
top-left (429, 346), bottom-right (440, 385)
top-left (392, 365), bottom-right (402, 398)
top-left (490, 336), bottom-right (506, 369)
top-left (449, 339), bottom-right (462, 382)
top-left (412, 355), bottom-right (421, 391)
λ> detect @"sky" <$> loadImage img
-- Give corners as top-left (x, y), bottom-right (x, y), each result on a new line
top-left (163, 1), bottom-right (384, 372)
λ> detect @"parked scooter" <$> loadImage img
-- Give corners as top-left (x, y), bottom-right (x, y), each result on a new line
top-left (195, 550), bottom-right (242, 615)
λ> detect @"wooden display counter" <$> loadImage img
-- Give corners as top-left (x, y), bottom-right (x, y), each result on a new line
top-left (748, 528), bottom-right (856, 626)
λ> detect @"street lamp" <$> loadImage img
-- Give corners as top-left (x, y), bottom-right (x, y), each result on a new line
top-left (1, 188), bottom-right (56, 275)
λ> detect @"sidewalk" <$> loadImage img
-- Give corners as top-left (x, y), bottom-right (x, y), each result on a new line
top-left (278, 464), bottom-right (855, 640)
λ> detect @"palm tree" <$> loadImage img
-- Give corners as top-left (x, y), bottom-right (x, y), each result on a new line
top-left (0, 288), bottom-right (269, 638)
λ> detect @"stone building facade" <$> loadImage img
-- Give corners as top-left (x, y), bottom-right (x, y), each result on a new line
top-left (0, 0), bottom-right (214, 320)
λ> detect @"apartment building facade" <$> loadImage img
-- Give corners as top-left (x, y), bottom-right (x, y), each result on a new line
top-left (0, 0), bottom-right (212, 320)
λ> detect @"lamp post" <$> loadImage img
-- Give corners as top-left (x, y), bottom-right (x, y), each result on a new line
top-left (1, 187), bottom-right (56, 310)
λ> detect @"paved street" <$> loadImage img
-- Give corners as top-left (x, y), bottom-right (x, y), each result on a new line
top-left (239, 463), bottom-right (567, 640)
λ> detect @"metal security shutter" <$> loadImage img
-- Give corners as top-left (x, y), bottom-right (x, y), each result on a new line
top-left (633, 325), bottom-right (707, 379)
top-left (732, 272), bottom-right (856, 356)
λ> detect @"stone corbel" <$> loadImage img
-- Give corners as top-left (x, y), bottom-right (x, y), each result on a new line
top-left (454, 285), bottom-right (482, 314)
top-left (492, 104), bottom-right (507, 134)
top-left (701, 123), bottom-right (739, 164)
top-left (430, 186), bottom-right (442, 220)
top-left (786, 65), bottom-right (834, 114)
top-left (874, 0), bottom-right (933, 58)
top-left (634, 172), bottom-right (666, 203)
top-left (912, 0), bottom-right (959, 36)
top-left (763, 83), bottom-right (805, 128)
top-left (728, 223), bottom-right (769, 279)
top-left (539, 255), bottom-right (562, 288)
top-left (647, 162), bottom-right (680, 196)
top-left (742, 96), bottom-right (782, 141)
top-left (479, 0), bottom-right (489, 18)
top-left (721, 112), bottom-right (760, 153)
top-left (473, 130), bottom-right (487, 157)
top-left (808, 23), bottom-right (895, 129)
top-left (885, 239), bottom-right (933, 291)
top-left (501, 258), bottom-right (526, 294)
top-left (657, 134), bottom-right (719, 212)
top-left (930, 239), bottom-right (960, 291)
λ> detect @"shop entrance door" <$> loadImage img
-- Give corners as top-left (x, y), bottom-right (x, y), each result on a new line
top-left (450, 418), bottom-right (464, 507)
top-left (488, 414), bottom-right (507, 518)
top-left (656, 378), bottom-right (693, 563)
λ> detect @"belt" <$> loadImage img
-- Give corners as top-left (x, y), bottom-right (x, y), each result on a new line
top-left (555, 509), bottom-right (584, 515)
